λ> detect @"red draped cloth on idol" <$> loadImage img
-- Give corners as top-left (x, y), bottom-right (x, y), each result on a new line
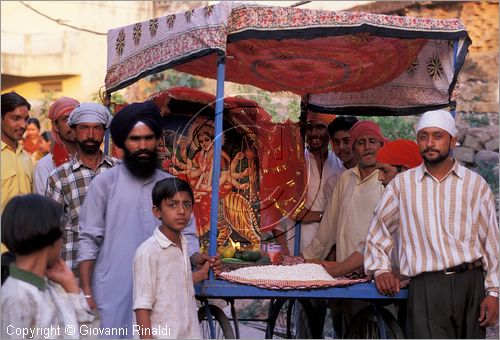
top-left (149, 88), bottom-right (307, 251)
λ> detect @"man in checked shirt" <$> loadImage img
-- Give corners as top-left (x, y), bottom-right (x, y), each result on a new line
top-left (45, 103), bottom-right (116, 278)
top-left (364, 109), bottom-right (499, 338)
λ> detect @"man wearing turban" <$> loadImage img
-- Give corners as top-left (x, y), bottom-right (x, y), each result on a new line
top-left (375, 139), bottom-right (423, 187)
top-left (299, 119), bottom-right (388, 336)
top-left (45, 103), bottom-right (116, 277)
top-left (78, 101), bottom-right (220, 337)
top-left (365, 109), bottom-right (499, 338)
top-left (275, 111), bottom-right (343, 256)
top-left (34, 97), bottom-right (80, 194)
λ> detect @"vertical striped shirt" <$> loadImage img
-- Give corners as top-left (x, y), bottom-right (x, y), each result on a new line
top-left (364, 161), bottom-right (499, 292)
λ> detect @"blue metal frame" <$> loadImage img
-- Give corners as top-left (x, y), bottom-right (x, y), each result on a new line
top-left (196, 281), bottom-right (408, 300)
top-left (208, 52), bottom-right (226, 275)
top-left (293, 221), bottom-right (301, 256)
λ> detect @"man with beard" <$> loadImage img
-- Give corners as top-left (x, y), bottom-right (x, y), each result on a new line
top-left (45, 103), bottom-right (115, 277)
top-left (365, 110), bottom-right (498, 338)
top-left (299, 120), bottom-right (388, 337)
top-left (35, 97), bottom-right (80, 194)
top-left (77, 101), bottom-right (216, 338)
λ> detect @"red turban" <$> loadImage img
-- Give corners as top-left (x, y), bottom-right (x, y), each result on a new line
top-left (375, 139), bottom-right (423, 169)
top-left (349, 120), bottom-right (388, 149)
top-left (48, 97), bottom-right (80, 145)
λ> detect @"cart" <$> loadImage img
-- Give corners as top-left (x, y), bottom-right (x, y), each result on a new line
top-left (104, 2), bottom-right (471, 338)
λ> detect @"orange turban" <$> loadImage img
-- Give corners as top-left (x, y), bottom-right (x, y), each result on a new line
top-left (306, 111), bottom-right (336, 125)
top-left (375, 139), bottom-right (423, 169)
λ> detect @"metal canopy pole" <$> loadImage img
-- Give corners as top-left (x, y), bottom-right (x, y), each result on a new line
top-left (451, 39), bottom-right (459, 119)
top-left (208, 52), bottom-right (226, 279)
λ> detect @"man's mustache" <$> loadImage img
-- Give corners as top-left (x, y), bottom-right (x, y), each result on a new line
top-left (131, 150), bottom-right (154, 157)
top-left (81, 139), bottom-right (99, 145)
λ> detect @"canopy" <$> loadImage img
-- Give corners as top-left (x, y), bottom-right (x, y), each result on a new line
top-left (105, 2), bottom-right (471, 115)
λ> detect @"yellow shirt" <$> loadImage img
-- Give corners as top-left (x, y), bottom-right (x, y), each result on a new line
top-left (1, 141), bottom-right (34, 211)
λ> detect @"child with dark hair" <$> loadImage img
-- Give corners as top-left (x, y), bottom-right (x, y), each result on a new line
top-left (1, 194), bottom-right (94, 338)
top-left (133, 178), bottom-right (208, 339)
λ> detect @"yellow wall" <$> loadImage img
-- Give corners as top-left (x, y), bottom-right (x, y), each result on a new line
top-left (1, 76), bottom-right (82, 100)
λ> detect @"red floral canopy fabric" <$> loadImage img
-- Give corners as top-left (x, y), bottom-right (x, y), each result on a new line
top-left (105, 2), bottom-right (470, 115)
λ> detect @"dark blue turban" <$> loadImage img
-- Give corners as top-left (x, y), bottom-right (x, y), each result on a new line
top-left (110, 101), bottom-right (162, 149)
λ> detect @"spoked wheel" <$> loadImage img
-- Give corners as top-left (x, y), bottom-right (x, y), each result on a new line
top-left (265, 298), bottom-right (315, 339)
top-left (198, 304), bottom-right (236, 339)
top-left (345, 305), bottom-right (405, 339)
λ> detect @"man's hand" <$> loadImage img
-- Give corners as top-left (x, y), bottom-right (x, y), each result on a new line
top-left (322, 261), bottom-right (341, 277)
top-left (192, 252), bottom-right (222, 272)
top-left (374, 272), bottom-right (400, 296)
top-left (281, 255), bottom-right (305, 266)
top-left (479, 295), bottom-right (499, 327)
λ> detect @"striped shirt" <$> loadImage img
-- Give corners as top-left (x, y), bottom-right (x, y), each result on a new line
top-left (364, 160), bottom-right (499, 292)
top-left (45, 153), bottom-right (116, 276)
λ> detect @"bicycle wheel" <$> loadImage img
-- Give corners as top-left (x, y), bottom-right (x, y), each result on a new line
top-left (265, 299), bottom-right (315, 339)
top-left (345, 305), bottom-right (405, 339)
top-left (198, 304), bottom-right (236, 339)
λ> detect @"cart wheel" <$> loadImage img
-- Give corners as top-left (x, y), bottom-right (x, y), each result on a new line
top-left (265, 299), bottom-right (314, 338)
top-left (345, 305), bottom-right (405, 339)
top-left (198, 304), bottom-right (235, 339)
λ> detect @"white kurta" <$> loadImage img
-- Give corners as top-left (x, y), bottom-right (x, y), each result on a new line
top-left (302, 167), bottom-right (385, 261)
top-left (282, 149), bottom-right (344, 254)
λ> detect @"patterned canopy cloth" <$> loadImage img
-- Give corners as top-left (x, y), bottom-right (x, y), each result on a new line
top-left (105, 2), bottom-right (470, 115)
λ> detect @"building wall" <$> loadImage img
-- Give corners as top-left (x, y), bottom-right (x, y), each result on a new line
top-left (1, 1), bottom-right (157, 109)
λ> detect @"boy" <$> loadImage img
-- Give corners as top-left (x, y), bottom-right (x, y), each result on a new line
top-left (1, 194), bottom-right (94, 339)
top-left (133, 178), bottom-right (209, 339)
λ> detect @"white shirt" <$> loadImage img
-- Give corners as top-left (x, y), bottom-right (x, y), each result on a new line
top-left (365, 161), bottom-right (499, 292)
top-left (302, 166), bottom-right (385, 262)
top-left (283, 149), bottom-right (344, 254)
top-left (34, 153), bottom-right (55, 195)
top-left (133, 227), bottom-right (201, 339)
top-left (1, 266), bottom-right (94, 339)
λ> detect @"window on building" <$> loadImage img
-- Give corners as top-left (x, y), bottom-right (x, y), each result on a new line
top-left (40, 81), bottom-right (62, 93)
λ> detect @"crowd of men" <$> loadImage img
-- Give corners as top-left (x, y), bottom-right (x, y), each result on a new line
top-left (1, 90), bottom-right (498, 339)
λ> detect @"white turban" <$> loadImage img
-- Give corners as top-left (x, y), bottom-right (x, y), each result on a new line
top-left (68, 103), bottom-right (113, 128)
top-left (416, 109), bottom-right (457, 137)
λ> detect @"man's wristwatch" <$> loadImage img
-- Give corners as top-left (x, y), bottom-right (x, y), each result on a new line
top-left (486, 291), bottom-right (499, 298)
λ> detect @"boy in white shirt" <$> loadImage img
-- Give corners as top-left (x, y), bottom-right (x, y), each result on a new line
top-left (133, 178), bottom-right (209, 339)
top-left (1, 194), bottom-right (94, 339)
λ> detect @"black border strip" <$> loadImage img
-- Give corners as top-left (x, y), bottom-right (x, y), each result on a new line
top-left (306, 102), bottom-right (453, 117)
top-left (228, 25), bottom-right (469, 43)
